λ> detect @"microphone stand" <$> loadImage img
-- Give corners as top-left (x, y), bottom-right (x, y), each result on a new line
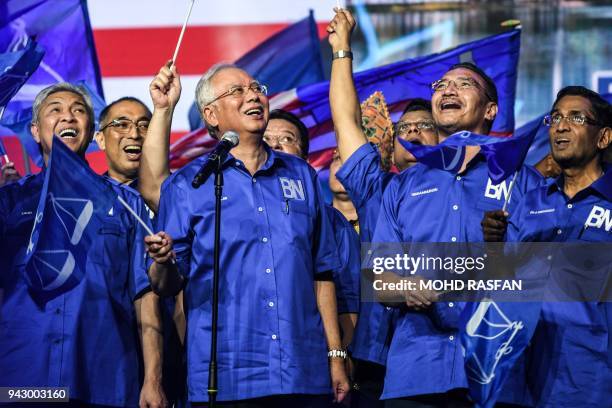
top-left (208, 153), bottom-right (223, 407)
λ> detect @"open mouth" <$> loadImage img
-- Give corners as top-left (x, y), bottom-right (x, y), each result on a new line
top-left (58, 128), bottom-right (78, 139)
top-left (440, 100), bottom-right (462, 111)
top-left (123, 145), bottom-right (142, 160)
top-left (553, 137), bottom-right (570, 149)
top-left (244, 106), bottom-right (264, 118)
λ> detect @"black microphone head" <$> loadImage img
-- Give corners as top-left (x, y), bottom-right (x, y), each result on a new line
top-left (221, 131), bottom-right (239, 147)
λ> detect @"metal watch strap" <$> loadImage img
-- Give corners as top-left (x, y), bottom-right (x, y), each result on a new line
top-left (332, 50), bottom-right (353, 60)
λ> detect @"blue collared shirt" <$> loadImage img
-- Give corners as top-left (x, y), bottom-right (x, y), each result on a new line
top-left (372, 156), bottom-right (542, 399)
top-left (507, 167), bottom-right (612, 407)
top-left (335, 142), bottom-right (399, 365)
top-left (154, 145), bottom-right (339, 402)
top-left (0, 172), bottom-right (152, 407)
top-left (326, 205), bottom-right (360, 314)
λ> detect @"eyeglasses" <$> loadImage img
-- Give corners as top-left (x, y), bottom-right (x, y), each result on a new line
top-left (100, 118), bottom-right (150, 134)
top-left (263, 133), bottom-right (299, 146)
top-left (207, 82), bottom-right (268, 106)
top-left (431, 77), bottom-right (494, 101)
top-left (543, 113), bottom-right (601, 127)
top-left (394, 120), bottom-right (436, 134)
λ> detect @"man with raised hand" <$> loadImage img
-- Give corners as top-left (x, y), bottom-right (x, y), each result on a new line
top-left (328, 8), bottom-right (440, 407)
top-left (0, 83), bottom-right (163, 407)
top-left (143, 63), bottom-right (349, 406)
top-left (483, 86), bottom-right (612, 407)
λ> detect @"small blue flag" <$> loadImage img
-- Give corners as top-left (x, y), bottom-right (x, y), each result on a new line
top-left (398, 129), bottom-right (537, 183)
top-left (460, 301), bottom-right (541, 408)
top-left (24, 136), bottom-right (116, 300)
top-left (188, 11), bottom-right (324, 130)
top-left (0, 39), bottom-right (44, 108)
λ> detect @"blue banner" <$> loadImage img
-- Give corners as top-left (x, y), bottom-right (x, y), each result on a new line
top-left (0, 39), bottom-right (44, 108)
top-left (24, 136), bottom-right (116, 301)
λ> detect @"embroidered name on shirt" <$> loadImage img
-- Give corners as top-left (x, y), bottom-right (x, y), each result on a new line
top-left (21, 211), bottom-right (33, 216)
top-left (279, 177), bottom-right (305, 201)
top-left (529, 209), bottom-right (555, 215)
top-left (484, 178), bottom-right (510, 201)
top-left (585, 205), bottom-right (612, 232)
top-left (410, 187), bottom-right (439, 197)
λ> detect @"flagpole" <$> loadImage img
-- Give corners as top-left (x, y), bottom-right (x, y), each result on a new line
top-left (0, 106), bottom-right (10, 163)
top-left (502, 171), bottom-right (518, 213)
top-left (171, 0), bottom-right (196, 65)
top-left (116, 195), bottom-right (154, 236)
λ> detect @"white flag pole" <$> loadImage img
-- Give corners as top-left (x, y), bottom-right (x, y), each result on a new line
top-left (171, 0), bottom-right (196, 65)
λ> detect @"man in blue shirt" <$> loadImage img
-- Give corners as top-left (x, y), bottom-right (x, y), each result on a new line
top-left (0, 83), bottom-right (157, 407)
top-left (327, 9), bottom-right (440, 407)
top-left (144, 63), bottom-right (349, 406)
top-left (483, 86), bottom-right (612, 407)
top-left (327, 8), bottom-right (542, 407)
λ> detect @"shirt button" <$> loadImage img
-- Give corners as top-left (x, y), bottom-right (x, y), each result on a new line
top-left (252, 178), bottom-right (257, 183)
top-left (456, 176), bottom-right (462, 181)
top-left (386, 306), bottom-right (392, 311)
top-left (448, 302), bottom-right (454, 307)
top-left (268, 301), bottom-right (274, 307)
top-left (271, 334), bottom-right (277, 340)
top-left (449, 335), bottom-right (454, 341)
top-left (547, 255), bottom-right (553, 261)
top-left (451, 236), bottom-right (457, 242)
top-left (266, 268), bottom-right (271, 274)
top-left (567, 204), bottom-right (573, 209)
top-left (262, 237), bottom-right (268, 243)
top-left (556, 229), bottom-right (562, 235)
top-left (258, 206), bottom-right (264, 212)
top-left (452, 205), bottom-right (459, 210)
top-left (235, 161), bottom-right (240, 166)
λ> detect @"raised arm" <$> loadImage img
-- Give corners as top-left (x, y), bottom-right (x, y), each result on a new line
top-left (139, 61), bottom-right (182, 212)
top-left (328, 8), bottom-right (367, 162)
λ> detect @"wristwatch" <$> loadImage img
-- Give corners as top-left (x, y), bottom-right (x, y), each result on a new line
top-left (332, 50), bottom-right (353, 60)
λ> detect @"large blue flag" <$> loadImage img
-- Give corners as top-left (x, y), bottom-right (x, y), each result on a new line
top-left (0, 0), bottom-right (104, 165)
top-left (24, 136), bottom-right (116, 300)
top-left (188, 10), bottom-right (325, 130)
top-left (0, 39), bottom-right (44, 109)
top-left (460, 301), bottom-right (542, 408)
top-left (398, 128), bottom-right (537, 183)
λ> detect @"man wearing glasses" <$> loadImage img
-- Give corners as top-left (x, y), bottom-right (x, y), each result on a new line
top-left (95, 97), bottom-right (152, 187)
top-left (142, 63), bottom-right (349, 407)
top-left (483, 86), bottom-right (612, 407)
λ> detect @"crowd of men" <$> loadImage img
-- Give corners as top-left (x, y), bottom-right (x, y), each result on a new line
top-left (0, 7), bottom-right (611, 408)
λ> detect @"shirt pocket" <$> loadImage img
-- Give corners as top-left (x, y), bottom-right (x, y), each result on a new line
top-left (279, 199), bottom-right (314, 242)
top-left (90, 221), bottom-right (131, 298)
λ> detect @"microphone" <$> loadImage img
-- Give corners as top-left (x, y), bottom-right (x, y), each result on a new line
top-left (192, 131), bottom-right (239, 188)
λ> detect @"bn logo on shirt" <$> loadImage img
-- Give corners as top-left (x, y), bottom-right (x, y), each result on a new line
top-left (585, 205), bottom-right (612, 232)
top-left (484, 178), bottom-right (510, 201)
top-left (280, 177), bottom-right (305, 201)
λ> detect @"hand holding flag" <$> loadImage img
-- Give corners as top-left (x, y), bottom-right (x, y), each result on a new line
top-left (150, 61), bottom-right (182, 112)
top-left (144, 231), bottom-right (176, 265)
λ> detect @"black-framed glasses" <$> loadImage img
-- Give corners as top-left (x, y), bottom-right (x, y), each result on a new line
top-left (394, 120), bottom-right (436, 135)
top-left (543, 113), bottom-right (601, 127)
top-left (263, 134), bottom-right (299, 146)
top-left (207, 82), bottom-right (268, 106)
top-left (100, 118), bottom-right (150, 134)
top-left (431, 77), bottom-right (494, 102)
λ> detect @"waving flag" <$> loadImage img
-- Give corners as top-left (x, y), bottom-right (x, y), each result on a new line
top-left (460, 301), bottom-right (541, 408)
top-left (171, 28), bottom-right (521, 171)
top-left (398, 128), bottom-right (537, 183)
top-left (0, 39), bottom-right (44, 109)
top-left (187, 10), bottom-right (325, 130)
top-left (0, 0), bottom-right (103, 167)
top-left (24, 136), bottom-right (115, 300)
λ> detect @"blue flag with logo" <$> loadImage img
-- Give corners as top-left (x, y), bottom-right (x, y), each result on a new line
top-left (188, 10), bottom-right (324, 130)
top-left (0, 0), bottom-right (103, 165)
top-left (0, 39), bottom-right (44, 108)
top-left (460, 300), bottom-right (541, 408)
top-left (24, 136), bottom-right (116, 301)
top-left (398, 128), bottom-right (537, 183)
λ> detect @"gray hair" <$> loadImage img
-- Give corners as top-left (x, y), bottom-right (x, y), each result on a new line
top-left (32, 82), bottom-right (95, 133)
top-left (195, 63), bottom-right (238, 137)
